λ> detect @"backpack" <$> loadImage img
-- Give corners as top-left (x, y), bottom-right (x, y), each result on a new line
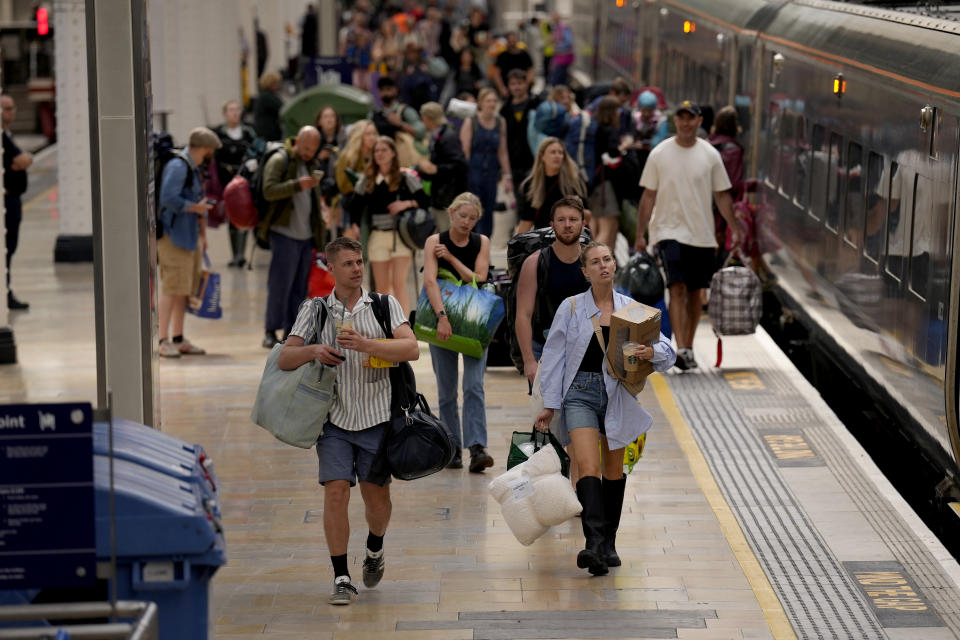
top-left (503, 226), bottom-right (592, 372)
top-left (563, 111), bottom-right (598, 190)
top-left (367, 293), bottom-right (456, 481)
top-left (615, 252), bottom-right (664, 305)
top-left (249, 141), bottom-right (290, 222)
top-left (152, 133), bottom-right (193, 239)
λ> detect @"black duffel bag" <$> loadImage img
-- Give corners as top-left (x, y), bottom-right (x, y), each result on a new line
top-left (367, 293), bottom-right (456, 483)
top-left (380, 393), bottom-right (457, 480)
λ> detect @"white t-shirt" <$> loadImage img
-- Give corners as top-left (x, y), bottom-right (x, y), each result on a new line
top-left (640, 137), bottom-right (731, 248)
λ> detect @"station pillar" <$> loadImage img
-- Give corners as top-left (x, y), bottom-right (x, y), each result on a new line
top-left (86, 0), bottom-right (158, 426)
top-left (53, 0), bottom-right (94, 263)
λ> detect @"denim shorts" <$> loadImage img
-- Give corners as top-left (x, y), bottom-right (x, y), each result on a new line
top-left (315, 422), bottom-right (390, 487)
top-left (562, 371), bottom-right (607, 433)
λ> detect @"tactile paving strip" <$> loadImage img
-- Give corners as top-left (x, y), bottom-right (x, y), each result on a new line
top-left (668, 366), bottom-right (885, 639)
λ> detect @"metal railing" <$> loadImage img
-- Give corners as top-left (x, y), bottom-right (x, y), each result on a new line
top-left (0, 601), bottom-right (157, 640)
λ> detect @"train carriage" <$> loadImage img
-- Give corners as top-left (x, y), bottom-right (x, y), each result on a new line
top-left (569, 0), bottom-right (960, 506)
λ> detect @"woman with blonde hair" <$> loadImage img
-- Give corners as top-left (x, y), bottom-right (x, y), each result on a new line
top-left (536, 241), bottom-right (675, 575)
top-left (422, 192), bottom-right (493, 471)
top-left (344, 136), bottom-right (429, 314)
top-left (516, 137), bottom-right (586, 234)
top-left (335, 120), bottom-right (379, 197)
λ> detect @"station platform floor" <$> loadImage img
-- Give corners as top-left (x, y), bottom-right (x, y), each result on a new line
top-left (3, 166), bottom-right (960, 639)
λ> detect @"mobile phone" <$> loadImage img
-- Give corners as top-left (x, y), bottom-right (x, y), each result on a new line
top-left (205, 199), bottom-right (216, 206)
top-left (311, 170), bottom-right (325, 180)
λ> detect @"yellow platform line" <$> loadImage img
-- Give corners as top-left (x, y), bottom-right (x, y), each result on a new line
top-left (650, 374), bottom-right (797, 640)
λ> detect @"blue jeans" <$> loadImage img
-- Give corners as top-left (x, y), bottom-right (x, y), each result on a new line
top-left (265, 232), bottom-right (313, 333)
top-left (562, 371), bottom-right (607, 433)
top-left (429, 344), bottom-right (488, 449)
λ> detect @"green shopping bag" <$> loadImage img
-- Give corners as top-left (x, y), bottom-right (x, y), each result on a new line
top-left (413, 275), bottom-right (506, 359)
top-left (507, 430), bottom-right (570, 478)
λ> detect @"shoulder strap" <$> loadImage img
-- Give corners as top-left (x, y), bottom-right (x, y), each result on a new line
top-left (313, 298), bottom-right (329, 345)
top-left (369, 293), bottom-right (393, 339)
top-left (569, 296), bottom-right (576, 316)
top-left (590, 314), bottom-right (606, 353)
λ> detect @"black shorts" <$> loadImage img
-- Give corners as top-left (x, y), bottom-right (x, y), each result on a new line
top-left (657, 240), bottom-right (716, 291)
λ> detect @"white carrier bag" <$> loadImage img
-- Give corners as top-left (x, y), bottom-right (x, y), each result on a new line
top-left (708, 250), bottom-right (762, 367)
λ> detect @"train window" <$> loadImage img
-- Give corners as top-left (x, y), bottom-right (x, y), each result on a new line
top-left (807, 125), bottom-right (827, 220)
top-left (884, 162), bottom-right (904, 281)
top-left (825, 132), bottom-right (844, 234)
top-left (909, 174), bottom-right (932, 299)
top-left (779, 113), bottom-right (800, 197)
top-left (863, 152), bottom-right (886, 263)
top-left (793, 117), bottom-right (809, 207)
top-left (843, 142), bottom-right (864, 248)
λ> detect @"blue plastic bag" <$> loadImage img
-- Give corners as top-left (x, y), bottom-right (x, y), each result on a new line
top-left (187, 252), bottom-right (222, 319)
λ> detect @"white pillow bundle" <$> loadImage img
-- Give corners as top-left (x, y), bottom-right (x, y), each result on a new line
top-left (488, 445), bottom-right (582, 546)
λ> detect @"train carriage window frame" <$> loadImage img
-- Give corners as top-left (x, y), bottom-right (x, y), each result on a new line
top-left (824, 132), bottom-right (844, 235)
top-left (807, 124), bottom-right (827, 221)
top-left (883, 161), bottom-right (903, 282)
top-left (908, 174), bottom-right (931, 301)
top-left (791, 115), bottom-right (809, 208)
top-left (764, 103), bottom-right (782, 190)
top-left (862, 152), bottom-right (886, 265)
top-left (842, 141), bottom-right (864, 250)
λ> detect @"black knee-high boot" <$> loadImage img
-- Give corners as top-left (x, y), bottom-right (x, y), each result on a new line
top-left (575, 477), bottom-right (608, 576)
top-left (601, 475), bottom-right (626, 567)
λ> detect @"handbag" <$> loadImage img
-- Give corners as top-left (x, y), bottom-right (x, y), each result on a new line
top-left (507, 430), bottom-right (570, 478)
top-left (250, 299), bottom-right (338, 448)
top-left (395, 206), bottom-right (435, 251)
top-left (708, 250), bottom-right (762, 366)
top-left (187, 252), bottom-right (222, 319)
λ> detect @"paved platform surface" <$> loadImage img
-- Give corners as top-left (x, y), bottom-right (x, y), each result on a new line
top-left (2, 159), bottom-right (960, 639)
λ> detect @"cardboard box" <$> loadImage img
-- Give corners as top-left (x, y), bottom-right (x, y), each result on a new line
top-left (606, 302), bottom-right (661, 394)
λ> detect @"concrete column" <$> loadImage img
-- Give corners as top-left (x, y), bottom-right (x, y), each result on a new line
top-left (53, 0), bottom-right (94, 263)
top-left (86, 0), bottom-right (156, 425)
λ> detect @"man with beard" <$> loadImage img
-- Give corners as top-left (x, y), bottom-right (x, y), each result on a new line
top-left (515, 196), bottom-right (589, 384)
top-left (371, 76), bottom-right (425, 141)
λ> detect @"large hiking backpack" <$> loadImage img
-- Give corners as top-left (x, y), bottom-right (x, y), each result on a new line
top-left (503, 226), bottom-right (592, 372)
top-left (152, 133), bottom-right (193, 239)
top-left (563, 111), bottom-right (598, 190)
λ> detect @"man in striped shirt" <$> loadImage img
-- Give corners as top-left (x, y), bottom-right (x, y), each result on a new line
top-left (279, 237), bottom-right (419, 605)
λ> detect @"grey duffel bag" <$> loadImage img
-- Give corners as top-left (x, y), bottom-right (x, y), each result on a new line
top-left (251, 298), bottom-right (337, 448)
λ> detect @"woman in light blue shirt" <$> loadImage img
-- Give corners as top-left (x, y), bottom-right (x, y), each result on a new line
top-left (535, 241), bottom-right (675, 575)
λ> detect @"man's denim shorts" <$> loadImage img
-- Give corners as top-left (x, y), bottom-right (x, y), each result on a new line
top-left (315, 422), bottom-right (390, 486)
top-left (562, 371), bottom-right (607, 433)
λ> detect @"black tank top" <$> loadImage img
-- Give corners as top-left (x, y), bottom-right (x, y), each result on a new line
top-left (578, 326), bottom-right (610, 373)
top-left (533, 247), bottom-right (589, 341)
top-left (437, 230), bottom-right (482, 277)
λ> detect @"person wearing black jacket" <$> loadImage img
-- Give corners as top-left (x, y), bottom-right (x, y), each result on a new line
top-left (501, 69), bottom-right (542, 197)
top-left (2, 94), bottom-right (31, 310)
top-left (417, 102), bottom-right (467, 232)
top-left (214, 99), bottom-right (261, 267)
top-left (253, 71), bottom-right (284, 142)
top-left (588, 97), bottom-right (626, 249)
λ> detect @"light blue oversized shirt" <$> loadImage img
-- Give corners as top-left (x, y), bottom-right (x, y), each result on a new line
top-left (539, 289), bottom-right (676, 449)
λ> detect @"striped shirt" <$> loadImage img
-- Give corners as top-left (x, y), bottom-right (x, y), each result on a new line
top-left (289, 289), bottom-right (408, 432)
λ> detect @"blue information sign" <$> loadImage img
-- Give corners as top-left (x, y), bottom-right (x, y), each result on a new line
top-left (0, 402), bottom-right (96, 589)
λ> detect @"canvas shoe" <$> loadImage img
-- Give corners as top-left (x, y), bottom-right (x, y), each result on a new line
top-left (362, 549), bottom-right (385, 588)
top-left (328, 576), bottom-right (358, 605)
top-left (159, 340), bottom-right (181, 358)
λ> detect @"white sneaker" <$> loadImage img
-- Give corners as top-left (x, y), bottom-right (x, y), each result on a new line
top-left (159, 340), bottom-right (181, 358)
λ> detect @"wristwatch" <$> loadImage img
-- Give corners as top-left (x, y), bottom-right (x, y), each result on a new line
top-left (437, 310), bottom-right (447, 318)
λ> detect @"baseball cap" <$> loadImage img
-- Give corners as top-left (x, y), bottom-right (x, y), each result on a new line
top-left (675, 100), bottom-right (701, 117)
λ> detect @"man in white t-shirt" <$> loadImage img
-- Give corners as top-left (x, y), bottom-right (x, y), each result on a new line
top-left (634, 101), bottom-right (739, 370)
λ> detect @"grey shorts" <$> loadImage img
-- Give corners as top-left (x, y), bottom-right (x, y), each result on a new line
top-left (315, 422), bottom-right (390, 486)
